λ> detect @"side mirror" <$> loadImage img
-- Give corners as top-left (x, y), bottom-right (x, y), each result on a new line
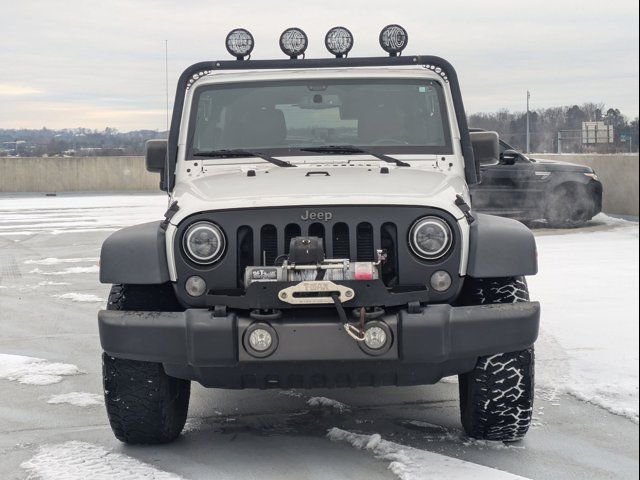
top-left (500, 149), bottom-right (519, 166)
top-left (469, 131), bottom-right (499, 167)
top-left (145, 140), bottom-right (167, 190)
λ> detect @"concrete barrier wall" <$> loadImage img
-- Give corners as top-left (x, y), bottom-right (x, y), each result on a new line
top-left (0, 156), bottom-right (159, 192)
top-left (1, 154), bottom-right (638, 216)
top-left (533, 154), bottom-right (639, 216)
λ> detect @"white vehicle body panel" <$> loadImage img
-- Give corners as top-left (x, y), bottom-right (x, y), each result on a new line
top-left (165, 66), bottom-right (472, 282)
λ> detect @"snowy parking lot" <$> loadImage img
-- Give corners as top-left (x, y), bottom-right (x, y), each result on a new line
top-left (0, 193), bottom-right (638, 480)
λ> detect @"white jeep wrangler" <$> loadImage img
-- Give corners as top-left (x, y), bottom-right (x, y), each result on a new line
top-left (98, 26), bottom-right (540, 445)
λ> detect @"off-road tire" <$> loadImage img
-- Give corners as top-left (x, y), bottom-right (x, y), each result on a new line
top-left (103, 284), bottom-right (190, 444)
top-left (458, 277), bottom-right (535, 442)
top-left (545, 184), bottom-right (593, 228)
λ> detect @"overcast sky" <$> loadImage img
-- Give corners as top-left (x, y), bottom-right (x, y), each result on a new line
top-left (1, 0), bottom-right (638, 130)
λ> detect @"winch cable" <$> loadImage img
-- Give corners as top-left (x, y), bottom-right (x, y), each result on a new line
top-left (332, 293), bottom-right (366, 342)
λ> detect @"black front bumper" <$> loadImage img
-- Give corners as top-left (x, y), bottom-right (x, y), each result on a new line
top-left (98, 301), bottom-right (540, 388)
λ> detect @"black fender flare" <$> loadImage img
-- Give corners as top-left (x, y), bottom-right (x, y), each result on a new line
top-left (466, 213), bottom-right (537, 278)
top-left (100, 221), bottom-right (170, 285)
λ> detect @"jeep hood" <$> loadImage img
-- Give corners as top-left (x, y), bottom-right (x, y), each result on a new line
top-left (170, 166), bottom-right (468, 225)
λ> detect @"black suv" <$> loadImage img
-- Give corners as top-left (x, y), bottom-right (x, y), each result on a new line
top-left (470, 129), bottom-right (603, 227)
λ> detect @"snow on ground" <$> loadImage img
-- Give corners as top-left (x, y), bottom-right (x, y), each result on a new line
top-left (0, 192), bottom-right (166, 236)
top-left (52, 293), bottom-right (105, 303)
top-left (25, 257), bottom-right (98, 265)
top-left (327, 428), bottom-right (529, 480)
top-left (47, 392), bottom-right (103, 407)
top-left (29, 265), bottom-right (99, 275)
top-left (0, 354), bottom-right (82, 385)
top-left (21, 441), bottom-right (184, 480)
top-left (530, 222), bottom-right (639, 423)
top-left (307, 396), bottom-right (351, 413)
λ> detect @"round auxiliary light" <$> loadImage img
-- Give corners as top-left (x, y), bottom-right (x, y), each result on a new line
top-left (325, 26), bottom-right (354, 58)
top-left (183, 221), bottom-right (225, 264)
top-left (379, 24), bottom-right (408, 56)
top-left (364, 326), bottom-right (387, 350)
top-left (225, 28), bottom-right (254, 60)
top-left (430, 270), bottom-right (452, 292)
top-left (279, 27), bottom-right (308, 59)
top-left (409, 216), bottom-right (453, 260)
top-left (244, 322), bottom-right (278, 358)
top-left (185, 275), bottom-right (207, 297)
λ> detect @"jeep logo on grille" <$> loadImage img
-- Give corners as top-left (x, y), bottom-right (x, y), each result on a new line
top-left (300, 210), bottom-right (333, 221)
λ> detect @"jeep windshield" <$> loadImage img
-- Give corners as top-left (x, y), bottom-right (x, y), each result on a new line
top-left (187, 79), bottom-right (452, 160)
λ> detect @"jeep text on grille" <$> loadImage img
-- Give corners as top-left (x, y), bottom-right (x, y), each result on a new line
top-left (98, 25), bottom-right (540, 445)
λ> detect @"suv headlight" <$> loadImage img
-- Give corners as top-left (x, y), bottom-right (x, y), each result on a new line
top-left (183, 221), bottom-right (225, 264)
top-left (409, 216), bottom-right (452, 260)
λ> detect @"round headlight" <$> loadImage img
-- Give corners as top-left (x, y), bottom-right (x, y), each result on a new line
top-left (409, 216), bottom-right (452, 260)
top-left (183, 221), bottom-right (225, 264)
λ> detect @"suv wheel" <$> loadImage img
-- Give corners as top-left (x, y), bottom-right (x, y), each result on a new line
top-left (458, 277), bottom-right (535, 442)
top-left (103, 284), bottom-right (190, 444)
top-left (546, 184), bottom-right (592, 228)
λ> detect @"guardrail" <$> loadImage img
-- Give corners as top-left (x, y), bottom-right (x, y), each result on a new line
top-left (1, 154), bottom-right (638, 216)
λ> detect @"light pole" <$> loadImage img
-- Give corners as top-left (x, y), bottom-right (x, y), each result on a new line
top-left (525, 90), bottom-right (530, 154)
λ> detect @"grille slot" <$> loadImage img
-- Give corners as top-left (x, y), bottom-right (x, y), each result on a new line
top-left (356, 222), bottom-right (375, 261)
top-left (260, 225), bottom-right (278, 266)
top-left (237, 226), bottom-right (254, 286)
top-left (332, 223), bottom-right (350, 258)
top-left (381, 222), bottom-right (399, 286)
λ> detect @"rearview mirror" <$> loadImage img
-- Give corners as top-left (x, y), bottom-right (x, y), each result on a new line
top-left (145, 139), bottom-right (167, 191)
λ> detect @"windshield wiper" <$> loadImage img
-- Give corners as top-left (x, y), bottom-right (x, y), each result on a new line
top-left (193, 149), bottom-right (296, 168)
top-left (299, 145), bottom-right (410, 167)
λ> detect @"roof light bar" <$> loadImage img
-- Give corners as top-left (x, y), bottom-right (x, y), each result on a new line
top-left (279, 27), bottom-right (308, 59)
top-left (325, 26), bottom-right (354, 58)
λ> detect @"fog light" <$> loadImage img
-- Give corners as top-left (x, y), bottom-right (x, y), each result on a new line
top-left (364, 326), bottom-right (387, 350)
top-left (430, 270), bottom-right (452, 292)
top-left (185, 275), bottom-right (206, 297)
top-left (248, 328), bottom-right (273, 352)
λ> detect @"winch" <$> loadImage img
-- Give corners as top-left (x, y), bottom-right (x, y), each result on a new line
top-left (243, 236), bottom-right (385, 287)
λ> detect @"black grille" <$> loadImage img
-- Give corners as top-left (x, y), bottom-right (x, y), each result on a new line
top-left (246, 220), bottom-right (379, 267)
top-left (173, 205), bottom-right (463, 303)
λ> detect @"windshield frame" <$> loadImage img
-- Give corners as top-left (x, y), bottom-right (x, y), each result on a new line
top-left (185, 78), bottom-right (453, 161)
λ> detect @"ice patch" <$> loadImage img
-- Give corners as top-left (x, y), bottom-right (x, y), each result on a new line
top-left (52, 292), bottom-right (105, 303)
top-left (30, 265), bottom-right (99, 275)
top-left (307, 396), bottom-right (350, 413)
top-left (0, 354), bottom-right (82, 385)
top-left (327, 428), bottom-right (529, 480)
top-left (37, 281), bottom-right (71, 286)
top-left (24, 257), bottom-right (98, 265)
top-left (47, 392), bottom-right (103, 407)
top-left (21, 441), bottom-right (184, 480)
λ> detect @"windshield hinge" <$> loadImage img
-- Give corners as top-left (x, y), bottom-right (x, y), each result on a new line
top-left (160, 201), bottom-right (180, 230)
top-left (455, 195), bottom-right (475, 224)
